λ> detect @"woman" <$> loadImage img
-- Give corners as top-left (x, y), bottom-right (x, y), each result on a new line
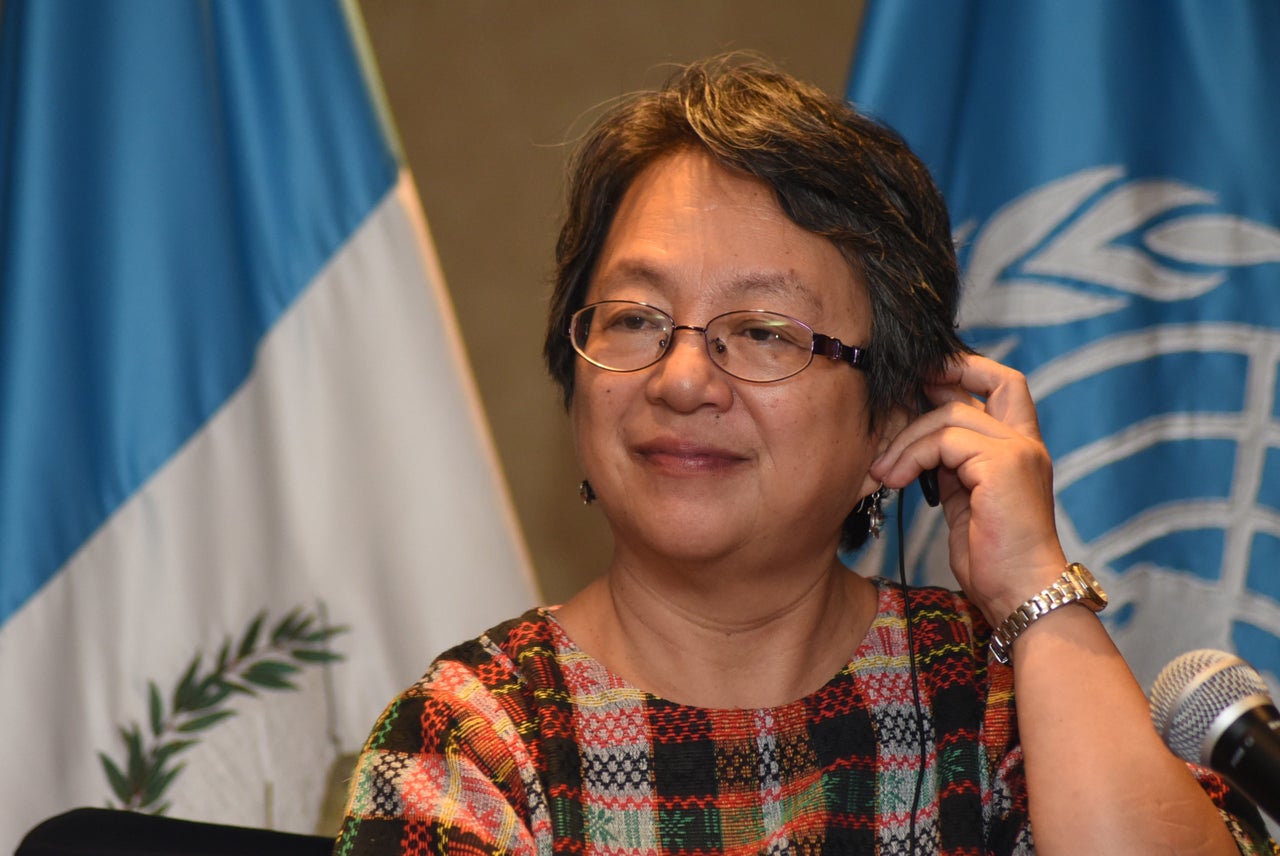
top-left (334, 57), bottom-right (1276, 855)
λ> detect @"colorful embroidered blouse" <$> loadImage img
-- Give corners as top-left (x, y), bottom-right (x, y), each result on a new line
top-left (333, 579), bottom-right (1275, 855)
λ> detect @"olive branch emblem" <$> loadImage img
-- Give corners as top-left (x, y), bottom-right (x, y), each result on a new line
top-left (99, 606), bottom-right (347, 814)
top-left (955, 164), bottom-right (1280, 334)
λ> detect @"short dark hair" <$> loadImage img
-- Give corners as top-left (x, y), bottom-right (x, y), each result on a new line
top-left (544, 55), bottom-right (971, 550)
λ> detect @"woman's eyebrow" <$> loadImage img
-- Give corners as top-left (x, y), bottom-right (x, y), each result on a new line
top-left (593, 261), bottom-right (826, 315)
top-left (710, 271), bottom-right (825, 314)
top-left (588, 261), bottom-right (673, 299)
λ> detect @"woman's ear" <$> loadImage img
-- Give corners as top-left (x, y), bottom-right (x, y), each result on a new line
top-left (874, 404), bottom-right (911, 458)
top-left (859, 405), bottom-right (910, 498)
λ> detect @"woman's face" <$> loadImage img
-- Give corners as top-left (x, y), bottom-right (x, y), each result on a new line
top-left (574, 149), bottom-right (890, 568)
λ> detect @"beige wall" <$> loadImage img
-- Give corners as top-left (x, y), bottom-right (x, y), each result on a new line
top-left (359, 1), bottom-right (866, 603)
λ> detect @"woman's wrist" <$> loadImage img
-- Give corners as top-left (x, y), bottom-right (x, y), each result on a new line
top-left (988, 563), bottom-right (1109, 664)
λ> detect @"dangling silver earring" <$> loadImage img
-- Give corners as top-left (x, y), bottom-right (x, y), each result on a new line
top-left (857, 485), bottom-right (888, 539)
top-left (579, 479), bottom-right (596, 505)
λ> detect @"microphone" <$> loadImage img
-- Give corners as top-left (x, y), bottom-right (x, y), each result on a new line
top-left (1149, 649), bottom-right (1280, 823)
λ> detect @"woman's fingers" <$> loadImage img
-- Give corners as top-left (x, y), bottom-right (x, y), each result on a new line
top-left (930, 353), bottom-right (1042, 435)
top-left (872, 355), bottom-right (1043, 488)
top-left (871, 400), bottom-right (1014, 489)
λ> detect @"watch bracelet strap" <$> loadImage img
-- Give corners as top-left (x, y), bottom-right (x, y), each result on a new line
top-left (989, 563), bottom-right (1098, 665)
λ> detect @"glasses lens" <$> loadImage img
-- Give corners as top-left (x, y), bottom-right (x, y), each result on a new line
top-left (571, 301), bottom-right (672, 372)
top-left (705, 311), bottom-right (815, 382)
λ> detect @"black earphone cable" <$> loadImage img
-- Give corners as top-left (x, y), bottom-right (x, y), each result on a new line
top-left (897, 489), bottom-right (928, 855)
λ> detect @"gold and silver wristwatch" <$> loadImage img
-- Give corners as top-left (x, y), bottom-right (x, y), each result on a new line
top-left (989, 563), bottom-right (1108, 665)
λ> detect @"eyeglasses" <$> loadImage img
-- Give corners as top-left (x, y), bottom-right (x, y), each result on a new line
top-left (568, 300), bottom-right (869, 383)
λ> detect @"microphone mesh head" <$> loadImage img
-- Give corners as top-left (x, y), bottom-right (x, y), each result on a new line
top-left (1149, 648), bottom-right (1271, 764)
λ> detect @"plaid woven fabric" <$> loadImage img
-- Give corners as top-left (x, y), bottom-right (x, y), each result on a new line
top-left (333, 579), bottom-right (1276, 855)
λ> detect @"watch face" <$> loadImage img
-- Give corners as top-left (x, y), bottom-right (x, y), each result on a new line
top-left (1071, 563), bottom-right (1109, 609)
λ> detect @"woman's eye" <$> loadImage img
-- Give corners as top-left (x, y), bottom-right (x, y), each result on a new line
top-left (603, 312), bottom-right (656, 332)
top-left (733, 321), bottom-right (802, 347)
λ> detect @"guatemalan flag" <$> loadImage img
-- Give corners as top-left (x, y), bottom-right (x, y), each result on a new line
top-left (0, 0), bottom-right (538, 848)
top-left (848, 3), bottom-right (1280, 694)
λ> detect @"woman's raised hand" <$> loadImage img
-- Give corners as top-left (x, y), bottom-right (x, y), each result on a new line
top-left (869, 353), bottom-right (1068, 625)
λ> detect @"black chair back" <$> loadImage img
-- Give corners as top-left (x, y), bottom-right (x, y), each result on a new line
top-left (16, 808), bottom-right (334, 856)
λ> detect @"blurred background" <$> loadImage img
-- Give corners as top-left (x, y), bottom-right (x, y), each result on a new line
top-left (358, 1), bottom-right (866, 603)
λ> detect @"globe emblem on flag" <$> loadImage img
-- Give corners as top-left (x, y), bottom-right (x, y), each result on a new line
top-left (857, 166), bottom-right (1280, 691)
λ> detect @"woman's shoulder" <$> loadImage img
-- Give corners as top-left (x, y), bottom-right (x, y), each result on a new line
top-left (363, 607), bottom-right (566, 748)
top-left (412, 606), bottom-right (562, 695)
top-left (868, 576), bottom-right (992, 632)
top-left (435, 606), bottom-right (559, 665)
top-left (861, 576), bottom-right (997, 673)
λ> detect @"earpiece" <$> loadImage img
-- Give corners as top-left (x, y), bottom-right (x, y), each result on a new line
top-left (918, 468), bottom-right (940, 507)
top-left (916, 394), bottom-right (941, 507)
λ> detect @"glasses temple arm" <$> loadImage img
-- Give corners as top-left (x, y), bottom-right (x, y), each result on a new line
top-left (813, 334), bottom-right (868, 370)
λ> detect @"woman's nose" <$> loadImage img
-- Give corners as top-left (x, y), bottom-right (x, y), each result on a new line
top-left (646, 328), bottom-right (732, 412)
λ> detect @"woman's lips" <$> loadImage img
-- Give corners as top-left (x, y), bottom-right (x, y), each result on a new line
top-left (633, 439), bottom-right (748, 474)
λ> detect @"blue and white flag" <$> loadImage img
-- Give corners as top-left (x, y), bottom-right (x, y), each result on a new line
top-left (848, 2), bottom-right (1280, 692)
top-left (0, 1), bottom-right (537, 848)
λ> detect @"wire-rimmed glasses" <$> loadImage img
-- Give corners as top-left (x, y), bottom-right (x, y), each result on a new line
top-left (568, 300), bottom-right (868, 383)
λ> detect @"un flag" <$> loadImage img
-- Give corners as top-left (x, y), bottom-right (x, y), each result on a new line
top-left (847, 2), bottom-right (1280, 693)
